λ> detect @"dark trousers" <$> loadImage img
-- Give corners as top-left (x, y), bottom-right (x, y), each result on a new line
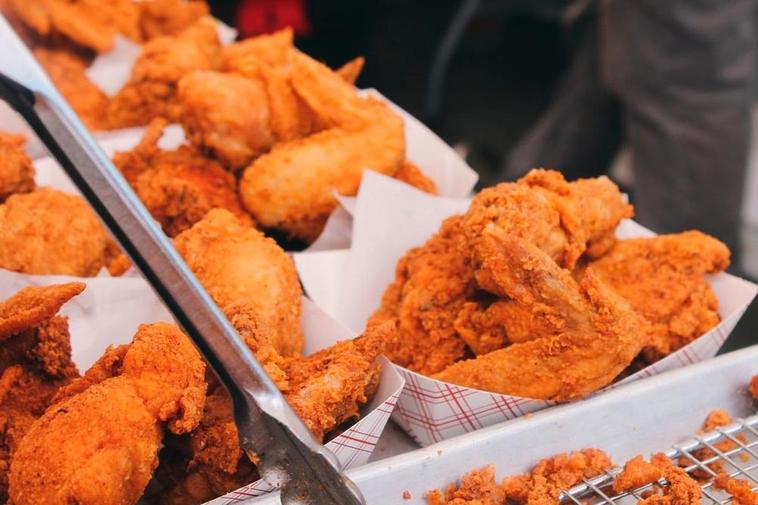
top-left (504, 0), bottom-right (756, 260)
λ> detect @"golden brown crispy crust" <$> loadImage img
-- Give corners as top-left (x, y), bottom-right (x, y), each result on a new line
top-left (104, 17), bottom-right (220, 129)
top-left (433, 230), bottom-right (645, 401)
top-left (369, 215), bottom-right (476, 375)
top-left (7, 0), bottom-right (140, 53)
top-left (714, 473), bottom-right (758, 505)
top-left (613, 455), bottom-right (663, 493)
top-left (0, 133), bottom-right (35, 203)
top-left (8, 323), bottom-right (206, 505)
top-left (394, 160), bottom-right (438, 195)
top-left (114, 119), bottom-right (253, 237)
top-left (0, 188), bottom-right (110, 277)
top-left (177, 71), bottom-right (275, 170)
top-left (582, 231), bottom-right (729, 364)
top-left (239, 51), bottom-right (405, 243)
top-left (0, 283), bottom-right (84, 341)
top-left (462, 170), bottom-right (633, 275)
top-left (174, 209), bottom-right (303, 384)
top-left (426, 466), bottom-right (504, 505)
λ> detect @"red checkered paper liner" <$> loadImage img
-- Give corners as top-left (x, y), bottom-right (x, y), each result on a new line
top-left (389, 220), bottom-right (757, 446)
top-left (205, 357), bottom-right (404, 504)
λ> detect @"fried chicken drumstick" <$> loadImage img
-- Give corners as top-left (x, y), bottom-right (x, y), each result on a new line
top-left (8, 323), bottom-right (206, 505)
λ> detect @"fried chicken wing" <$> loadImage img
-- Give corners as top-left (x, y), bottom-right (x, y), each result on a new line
top-left (369, 216), bottom-right (476, 375)
top-left (113, 118), bottom-right (253, 237)
top-left (434, 229), bottom-right (645, 401)
top-left (8, 323), bottom-right (206, 505)
top-left (335, 56), bottom-right (365, 85)
top-left (239, 50), bottom-right (405, 242)
top-left (105, 17), bottom-right (220, 128)
top-left (581, 231), bottom-right (729, 364)
top-left (0, 283), bottom-right (83, 501)
top-left (0, 133), bottom-right (34, 204)
top-left (0, 188), bottom-right (111, 277)
top-left (174, 209), bottom-right (303, 386)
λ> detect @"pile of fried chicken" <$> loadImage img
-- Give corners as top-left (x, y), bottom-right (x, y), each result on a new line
top-left (370, 169), bottom-right (730, 401)
top-left (0, 207), bottom-right (388, 505)
top-left (426, 401), bottom-right (758, 505)
top-left (2, 0), bottom-right (438, 244)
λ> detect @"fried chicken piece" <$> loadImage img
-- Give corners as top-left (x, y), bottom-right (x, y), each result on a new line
top-left (8, 0), bottom-right (140, 52)
top-left (714, 473), bottom-right (758, 505)
top-left (0, 188), bottom-right (111, 277)
top-left (8, 323), bottom-right (206, 505)
top-left (283, 328), bottom-right (385, 440)
top-left (104, 17), bottom-right (220, 129)
top-left (0, 132), bottom-right (34, 204)
top-left (638, 453), bottom-right (701, 505)
top-left (138, 0), bottom-right (209, 39)
top-left (113, 118), bottom-right (253, 237)
top-left (174, 209), bottom-right (303, 386)
top-left (157, 325), bottom-right (386, 504)
top-left (369, 215), bottom-right (477, 375)
top-left (426, 466), bottom-right (504, 505)
top-left (613, 455), bottom-right (663, 493)
top-left (434, 229), bottom-right (645, 400)
top-left (239, 50), bottom-right (405, 242)
top-left (581, 231), bottom-right (729, 364)
top-left (394, 160), bottom-right (438, 194)
top-left (178, 71), bottom-right (275, 169)
top-left (33, 47), bottom-right (108, 130)
top-left (0, 283), bottom-right (83, 501)
top-left (501, 449), bottom-right (613, 505)
top-left (462, 170), bottom-right (633, 276)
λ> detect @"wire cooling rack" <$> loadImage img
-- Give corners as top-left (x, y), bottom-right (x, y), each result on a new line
top-left (560, 414), bottom-right (758, 504)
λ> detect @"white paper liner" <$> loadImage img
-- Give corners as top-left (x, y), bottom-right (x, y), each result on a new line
top-left (294, 172), bottom-right (758, 446)
top-left (0, 268), bottom-right (404, 499)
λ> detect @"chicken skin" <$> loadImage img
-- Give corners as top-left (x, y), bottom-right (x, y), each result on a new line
top-left (104, 17), bottom-right (220, 129)
top-left (239, 50), bottom-right (405, 242)
top-left (582, 231), bottom-right (730, 364)
top-left (174, 209), bottom-right (303, 387)
top-left (434, 229), bottom-right (645, 401)
top-left (157, 325), bottom-right (386, 505)
top-left (8, 323), bottom-right (206, 505)
top-left (0, 188), bottom-right (110, 277)
top-left (0, 133), bottom-right (35, 204)
top-left (113, 118), bottom-right (253, 237)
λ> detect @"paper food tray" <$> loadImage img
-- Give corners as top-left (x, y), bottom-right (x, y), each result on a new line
top-left (0, 270), bottom-right (403, 502)
top-left (294, 172), bottom-right (758, 446)
top-left (246, 343), bottom-right (758, 504)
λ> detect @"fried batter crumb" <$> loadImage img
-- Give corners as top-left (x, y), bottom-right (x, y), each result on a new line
top-left (714, 473), bottom-right (758, 505)
top-left (613, 455), bottom-right (663, 493)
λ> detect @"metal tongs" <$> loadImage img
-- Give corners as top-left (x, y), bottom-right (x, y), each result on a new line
top-left (0, 16), bottom-right (365, 505)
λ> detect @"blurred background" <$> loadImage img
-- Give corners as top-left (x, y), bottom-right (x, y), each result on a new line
top-left (221, 0), bottom-right (758, 348)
